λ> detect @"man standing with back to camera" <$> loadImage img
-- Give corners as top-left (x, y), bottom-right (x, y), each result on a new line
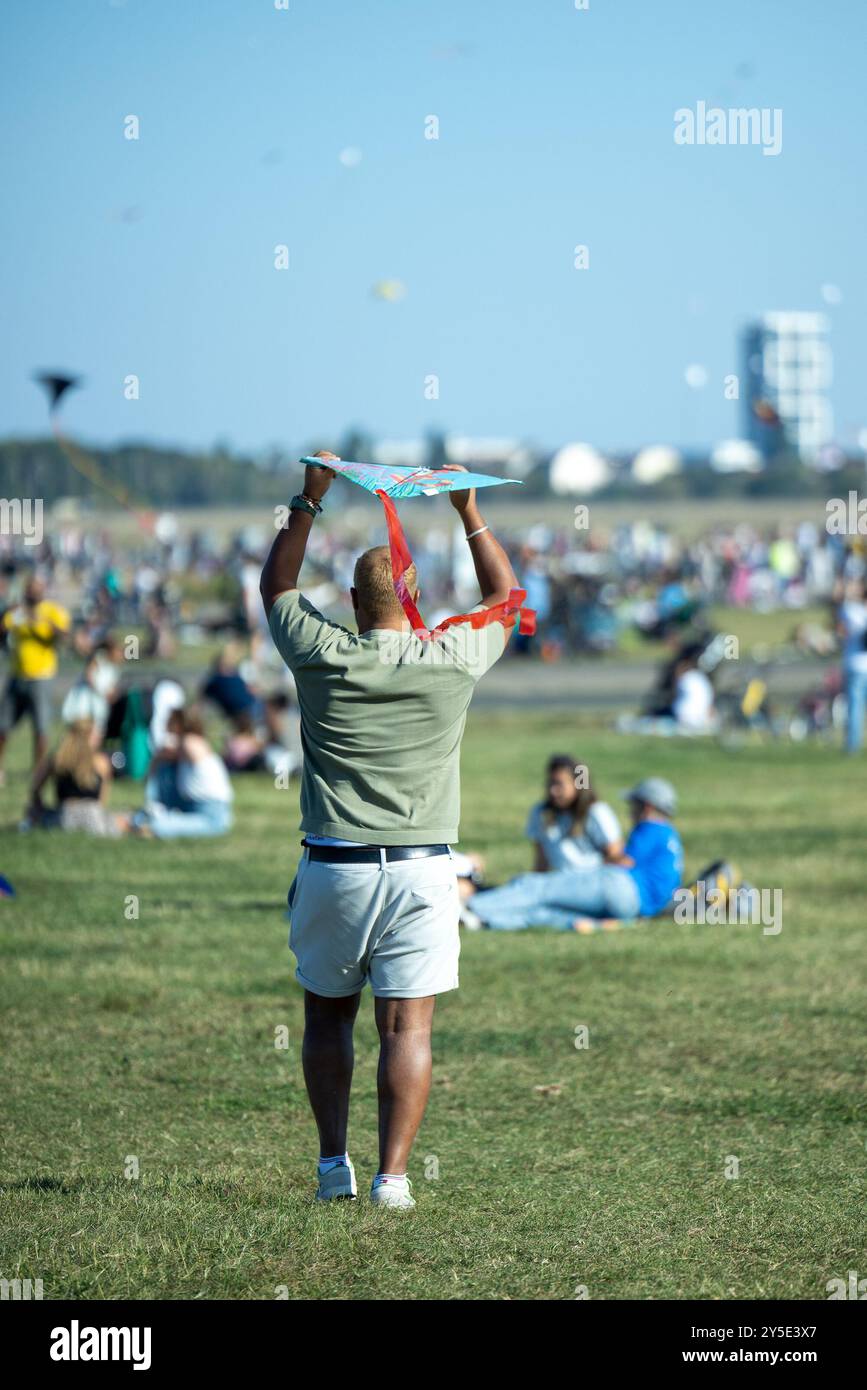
top-left (260, 452), bottom-right (516, 1208)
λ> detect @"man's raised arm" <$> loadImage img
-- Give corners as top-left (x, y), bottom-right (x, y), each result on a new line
top-left (259, 452), bottom-right (337, 617)
top-left (443, 464), bottom-right (518, 608)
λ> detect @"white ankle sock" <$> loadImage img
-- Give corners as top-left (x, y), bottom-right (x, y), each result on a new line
top-left (318, 1152), bottom-right (349, 1173)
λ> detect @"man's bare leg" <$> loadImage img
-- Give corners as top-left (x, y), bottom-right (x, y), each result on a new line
top-left (374, 995), bottom-right (436, 1174)
top-left (301, 989), bottom-right (362, 1156)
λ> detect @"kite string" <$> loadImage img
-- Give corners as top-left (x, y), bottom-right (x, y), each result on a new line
top-left (51, 420), bottom-right (152, 529)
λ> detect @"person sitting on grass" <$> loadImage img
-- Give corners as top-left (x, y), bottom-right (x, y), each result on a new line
top-left (526, 753), bottom-right (624, 871)
top-left (130, 707), bottom-right (233, 839)
top-left (618, 638), bottom-right (716, 737)
top-left (456, 753), bottom-right (623, 911)
top-left (27, 717), bottom-right (123, 837)
top-left (461, 777), bottom-right (683, 932)
top-left (223, 708), bottom-right (267, 772)
top-left (201, 643), bottom-right (263, 726)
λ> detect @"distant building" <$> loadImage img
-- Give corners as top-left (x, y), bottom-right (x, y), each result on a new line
top-left (371, 435), bottom-right (535, 476)
top-left (742, 312), bottom-right (833, 461)
top-left (371, 439), bottom-right (428, 468)
top-left (444, 436), bottom-right (534, 477)
top-left (548, 442), bottom-right (612, 494)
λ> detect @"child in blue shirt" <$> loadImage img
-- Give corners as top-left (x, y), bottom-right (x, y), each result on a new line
top-left (623, 811), bottom-right (684, 916)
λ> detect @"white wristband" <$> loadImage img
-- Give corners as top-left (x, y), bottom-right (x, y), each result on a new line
top-left (465, 524), bottom-right (489, 541)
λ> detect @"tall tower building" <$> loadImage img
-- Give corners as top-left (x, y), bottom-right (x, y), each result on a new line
top-left (742, 312), bottom-right (833, 461)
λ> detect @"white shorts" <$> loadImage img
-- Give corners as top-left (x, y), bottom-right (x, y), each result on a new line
top-left (287, 849), bottom-right (460, 999)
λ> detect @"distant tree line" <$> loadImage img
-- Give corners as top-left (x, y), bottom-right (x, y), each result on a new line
top-left (0, 438), bottom-right (281, 509)
top-left (1, 436), bottom-right (862, 510)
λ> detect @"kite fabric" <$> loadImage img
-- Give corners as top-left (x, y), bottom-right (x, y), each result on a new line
top-left (377, 488), bottom-right (535, 641)
top-left (299, 456), bottom-right (520, 499)
top-left (299, 456), bottom-right (536, 641)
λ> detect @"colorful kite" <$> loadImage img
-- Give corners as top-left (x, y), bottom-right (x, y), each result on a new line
top-left (299, 456), bottom-right (536, 640)
top-left (300, 457), bottom-right (520, 499)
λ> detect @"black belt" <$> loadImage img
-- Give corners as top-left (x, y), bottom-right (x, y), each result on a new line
top-left (302, 840), bottom-right (449, 864)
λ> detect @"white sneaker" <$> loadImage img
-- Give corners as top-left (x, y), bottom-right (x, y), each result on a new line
top-left (315, 1158), bottom-right (357, 1202)
top-left (370, 1176), bottom-right (415, 1210)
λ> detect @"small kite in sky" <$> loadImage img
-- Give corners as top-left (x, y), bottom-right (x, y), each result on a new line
top-left (34, 372), bottom-right (82, 413)
top-left (371, 279), bottom-right (407, 302)
top-left (299, 456), bottom-right (535, 640)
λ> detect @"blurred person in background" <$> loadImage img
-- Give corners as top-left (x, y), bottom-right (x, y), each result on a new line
top-left (201, 643), bottom-right (262, 727)
top-left (223, 708), bottom-right (266, 772)
top-left (665, 645), bottom-right (716, 733)
top-left (27, 717), bottom-right (121, 837)
top-left (836, 577), bottom-right (867, 754)
top-left (149, 676), bottom-right (185, 751)
top-left (0, 575), bottom-right (70, 781)
top-left (131, 707), bottom-right (233, 839)
top-left (93, 637), bottom-right (130, 742)
top-left (61, 651), bottom-right (110, 737)
top-left (61, 639), bottom-right (124, 740)
top-left (622, 637), bottom-right (716, 736)
top-left (142, 590), bottom-right (176, 660)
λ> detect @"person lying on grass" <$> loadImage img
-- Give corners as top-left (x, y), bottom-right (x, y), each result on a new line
top-left (461, 776), bottom-right (683, 932)
top-left (456, 752), bottom-right (623, 909)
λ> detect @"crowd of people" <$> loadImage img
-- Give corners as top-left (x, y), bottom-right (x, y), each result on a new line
top-left (20, 688), bottom-right (238, 842)
top-left (3, 508), bottom-right (864, 668)
top-left (1, 505), bottom-right (866, 850)
top-left (0, 562), bottom-right (688, 936)
top-left (0, 570), bottom-right (302, 839)
top-left (509, 515), bottom-right (861, 660)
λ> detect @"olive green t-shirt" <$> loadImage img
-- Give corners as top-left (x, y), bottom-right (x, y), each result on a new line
top-left (268, 590), bottom-right (507, 845)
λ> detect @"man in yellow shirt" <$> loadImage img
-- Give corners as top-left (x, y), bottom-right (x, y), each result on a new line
top-left (0, 576), bottom-right (70, 775)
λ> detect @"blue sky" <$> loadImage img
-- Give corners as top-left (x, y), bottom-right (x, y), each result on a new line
top-left (1, 0), bottom-right (864, 455)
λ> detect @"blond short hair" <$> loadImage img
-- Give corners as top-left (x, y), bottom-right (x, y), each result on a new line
top-left (353, 545), bottom-right (417, 620)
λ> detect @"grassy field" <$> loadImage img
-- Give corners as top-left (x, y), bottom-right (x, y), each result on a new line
top-left (1, 712), bottom-right (864, 1300)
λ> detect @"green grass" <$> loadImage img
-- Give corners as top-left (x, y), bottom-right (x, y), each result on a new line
top-left (1, 713), bottom-right (864, 1300)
